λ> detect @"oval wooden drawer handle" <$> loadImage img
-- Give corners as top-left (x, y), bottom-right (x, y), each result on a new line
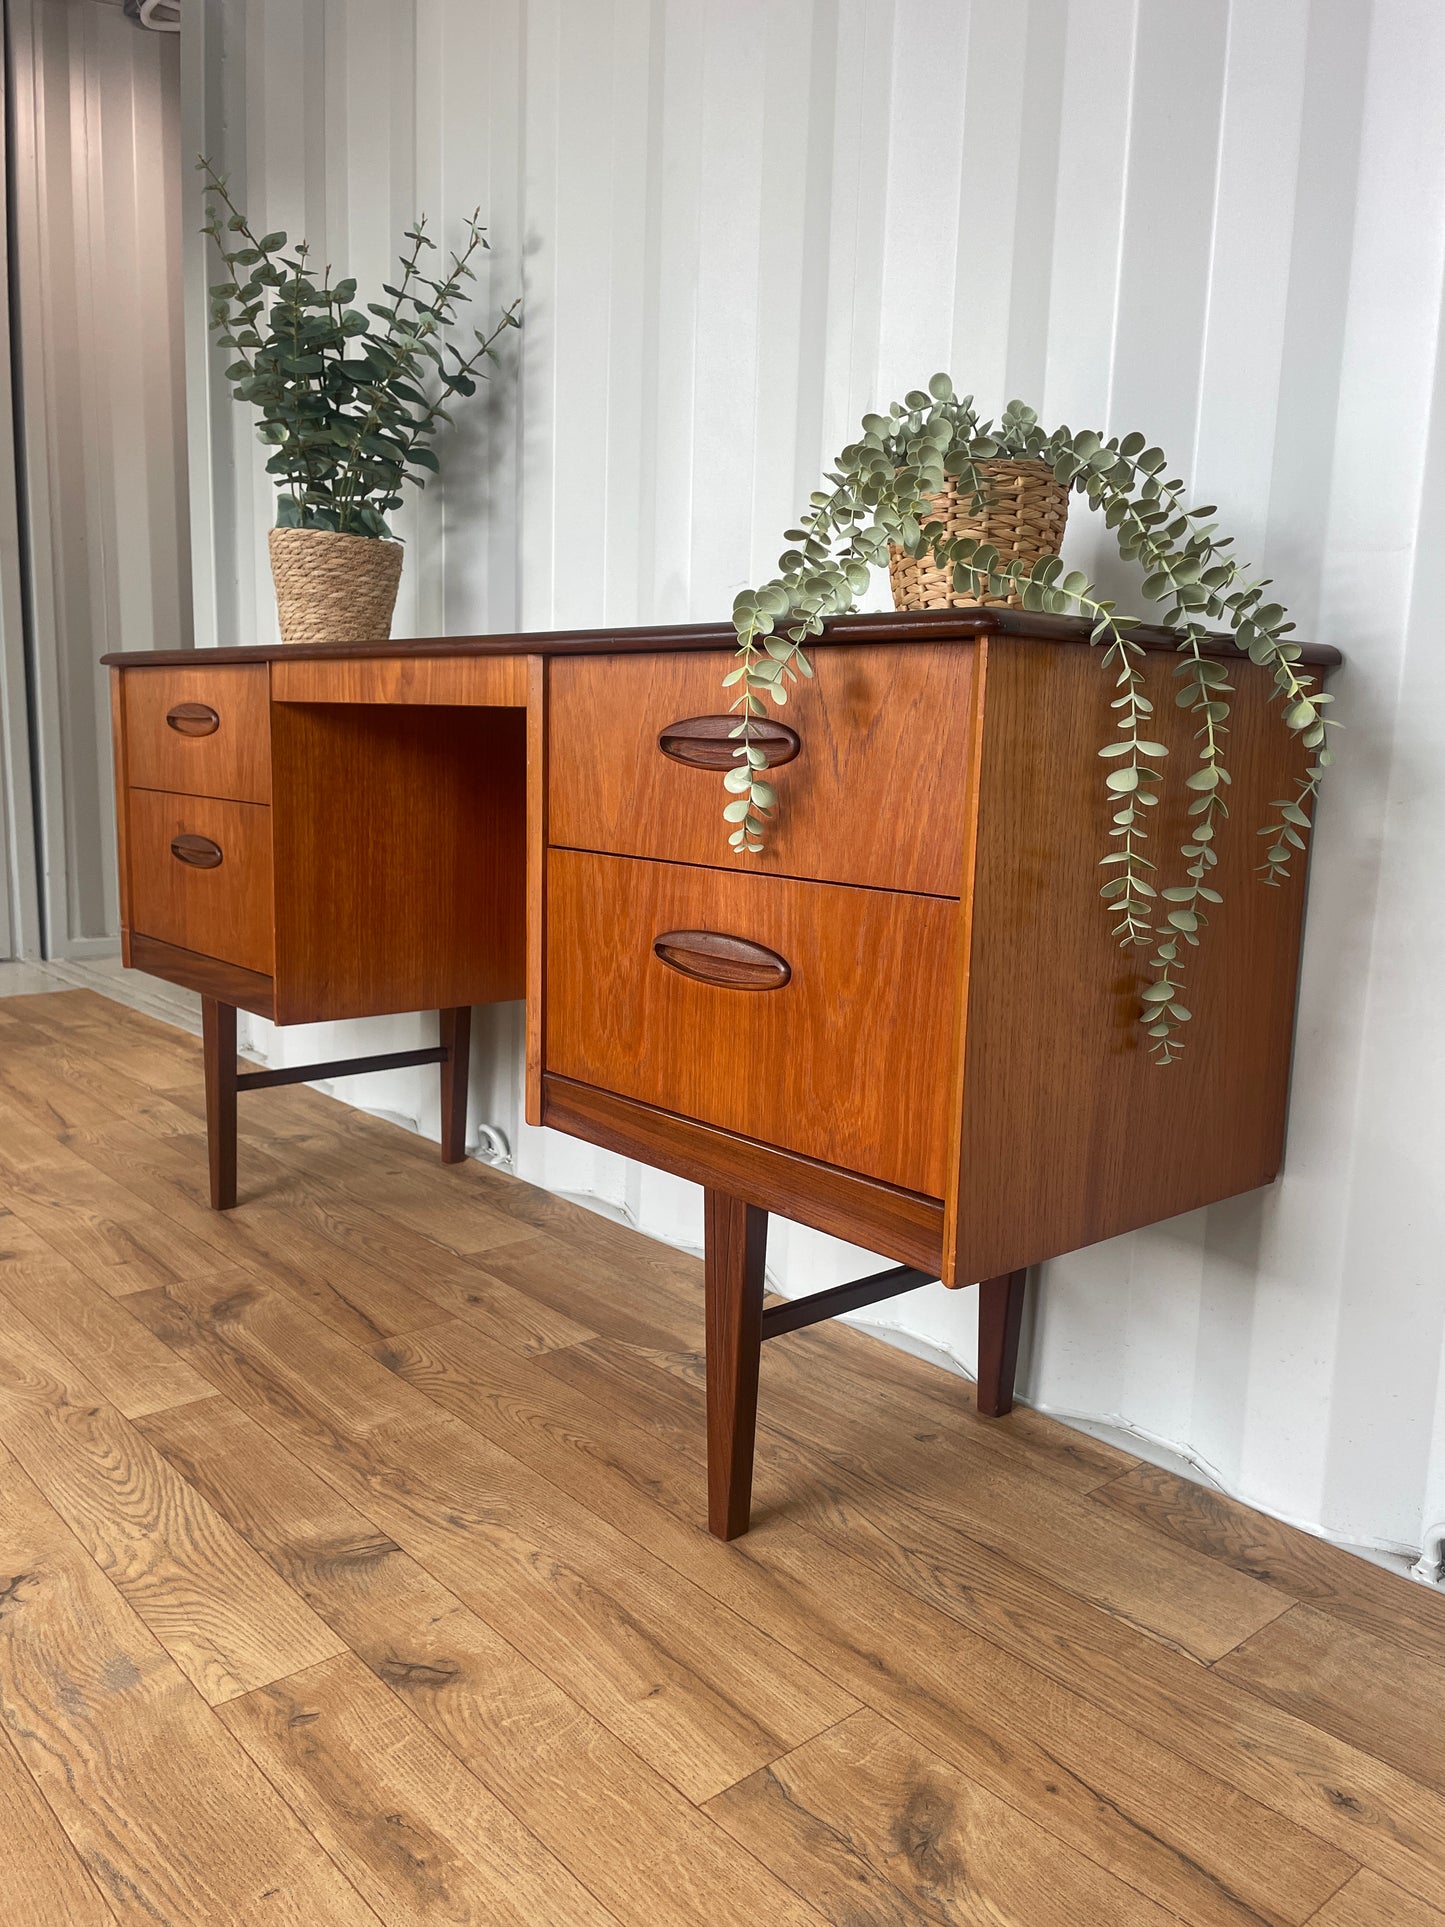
top-left (657, 714), bottom-right (800, 771)
top-left (653, 929), bottom-right (791, 991)
top-left (166, 701), bottom-right (221, 736)
top-left (170, 833), bottom-right (224, 870)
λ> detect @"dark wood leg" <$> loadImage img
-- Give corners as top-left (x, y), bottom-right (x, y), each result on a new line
top-left (438, 1006), bottom-right (471, 1164)
top-left (201, 997), bottom-right (238, 1212)
top-left (976, 1266), bottom-right (1028, 1417)
top-left (704, 1190), bottom-right (768, 1541)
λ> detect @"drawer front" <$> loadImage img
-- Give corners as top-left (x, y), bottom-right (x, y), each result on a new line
top-left (545, 849), bottom-right (958, 1195)
top-left (547, 643), bottom-right (978, 895)
top-left (123, 665), bottom-right (271, 803)
top-left (128, 790), bottom-right (274, 975)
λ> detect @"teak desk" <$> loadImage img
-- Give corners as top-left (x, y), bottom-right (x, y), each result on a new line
top-left (106, 609), bottom-right (1338, 1537)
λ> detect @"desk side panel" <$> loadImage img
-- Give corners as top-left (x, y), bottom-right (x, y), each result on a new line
top-left (947, 638), bottom-right (1313, 1284)
top-left (269, 698), bottom-right (526, 1024)
top-left (109, 667), bottom-right (132, 966)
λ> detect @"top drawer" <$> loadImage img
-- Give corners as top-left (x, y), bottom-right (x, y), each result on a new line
top-left (546, 643), bottom-right (979, 896)
top-left (122, 664), bottom-right (271, 804)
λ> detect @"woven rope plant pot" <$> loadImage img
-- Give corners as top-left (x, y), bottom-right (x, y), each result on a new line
top-left (888, 458), bottom-right (1069, 610)
top-left (268, 528), bottom-right (404, 644)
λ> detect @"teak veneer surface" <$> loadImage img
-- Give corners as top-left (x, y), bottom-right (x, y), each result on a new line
top-left (127, 790), bottom-right (275, 977)
top-left (548, 643), bottom-right (977, 894)
top-left (123, 662), bottom-right (271, 804)
top-left (269, 701), bottom-right (526, 1023)
top-left (545, 848), bottom-right (959, 1195)
top-left (101, 602), bottom-right (1343, 668)
top-left (0, 989), bottom-right (1440, 1927)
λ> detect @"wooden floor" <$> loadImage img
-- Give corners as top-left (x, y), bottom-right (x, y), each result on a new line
top-left (0, 991), bottom-right (1442, 1926)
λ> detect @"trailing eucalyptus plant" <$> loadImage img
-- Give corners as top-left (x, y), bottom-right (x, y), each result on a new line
top-left (199, 159), bottom-right (520, 537)
top-left (726, 375), bottom-right (1336, 1063)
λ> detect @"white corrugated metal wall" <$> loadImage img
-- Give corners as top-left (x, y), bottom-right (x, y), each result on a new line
top-left (8, 0), bottom-right (191, 958)
top-left (184, 0), bottom-right (1445, 1570)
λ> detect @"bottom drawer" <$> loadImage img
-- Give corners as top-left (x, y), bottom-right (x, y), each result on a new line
top-left (128, 789), bottom-right (274, 976)
top-left (545, 849), bottom-right (959, 1195)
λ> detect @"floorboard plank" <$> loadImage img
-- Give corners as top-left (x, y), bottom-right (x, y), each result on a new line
top-left (1309, 1870), bottom-right (1445, 1926)
top-left (705, 1707), bottom-right (1186, 1927)
top-left (1214, 1603), bottom-right (1445, 1792)
top-left (219, 1653), bottom-right (619, 1926)
top-left (0, 1722), bottom-right (118, 1925)
top-left (0, 1442), bottom-right (382, 1924)
top-left (1095, 1461), bottom-right (1445, 1665)
top-left (0, 1293), bottom-right (345, 1703)
top-left (366, 1320), bottom-right (1351, 1927)
top-left (129, 1273), bottom-right (858, 1803)
top-left (136, 1394), bottom-right (828, 1926)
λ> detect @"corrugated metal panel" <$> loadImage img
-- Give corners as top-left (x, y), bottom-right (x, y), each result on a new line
top-left (9, 0), bottom-right (191, 956)
top-left (187, 0), bottom-right (1445, 1565)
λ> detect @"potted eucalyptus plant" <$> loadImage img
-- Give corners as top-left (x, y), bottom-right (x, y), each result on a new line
top-left (199, 160), bottom-right (520, 644)
top-left (726, 376), bottom-right (1336, 1063)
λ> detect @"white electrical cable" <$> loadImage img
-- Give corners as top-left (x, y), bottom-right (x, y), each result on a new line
top-left (137, 0), bottom-right (181, 31)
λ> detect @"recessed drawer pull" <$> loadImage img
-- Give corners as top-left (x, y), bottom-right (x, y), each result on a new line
top-left (165, 701), bottom-right (221, 736)
top-left (657, 714), bottom-right (800, 771)
top-left (170, 833), bottom-right (224, 870)
top-left (652, 929), bottom-right (791, 991)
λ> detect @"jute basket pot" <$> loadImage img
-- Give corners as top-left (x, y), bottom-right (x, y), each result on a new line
top-left (888, 457), bottom-right (1069, 611)
top-left (268, 527), bottom-right (404, 644)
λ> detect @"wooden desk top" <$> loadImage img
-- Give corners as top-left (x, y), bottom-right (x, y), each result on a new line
top-left (102, 605), bottom-right (1343, 670)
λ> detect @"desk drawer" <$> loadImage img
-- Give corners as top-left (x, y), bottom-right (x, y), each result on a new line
top-left (123, 665), bottom-right (271, 803)
top-left (547, 644), bottom-right (978, 895)
top-left (128, 790), bottom-right (274, 975)
top-left (544, 849), bottom-right (957, 1195)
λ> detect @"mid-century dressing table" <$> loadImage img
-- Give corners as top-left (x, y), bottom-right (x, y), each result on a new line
top-left (105, 608), bottom-right (1338, 1537)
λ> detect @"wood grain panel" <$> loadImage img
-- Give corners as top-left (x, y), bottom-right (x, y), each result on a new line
top-left (542, 1076), bottom-right (945, 1271)
top-left (269, 702), bottom-right (525, 1023)
top-left (128, 790), bottom-right (274, 976)
top-left (1092, 1460), bottom-right (1445, 1665)
top-left (548, 642), bottom-right (979, 893)
top-left (127, 933), bottom-right (275, 1017)
top-left (1311, 1872), bottom-right (1445, 1927)
top-left (526, 653), bottom-right (547, 1123)
top-left (109, 667), bottom-right (133, 968)
top-left (0, 1293), bottom-right (345, 1703)
top-left (220, 1654), bottom-right (615, 1926)
top-left (0, 1443), bottom-right (379, 1923)
top-left (129, 1273), bottom-right (858, 1803)
top-left (0, 1724), bottom-right (116, 1925)
top-left (947, 637), bottom-right (1317, 1284)
top-left (271, 651), bottom-right (527, 706)
top-left (137, 1396), bottom-right (826, 1927)
top-left (123, 663), bottom-right (271, 803)
top-left (546, 851), bottom-right (958, 1195)
top-left (1214, 1603), bottom-right (1445, 1792)
top-left (706, 1708), bottom-right (1181, 1927)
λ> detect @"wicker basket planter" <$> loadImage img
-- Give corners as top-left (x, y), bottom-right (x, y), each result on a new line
top-left (888, 458), bottom-right (1069, 610)
top-left (268, 528), bottom-right (403, 644)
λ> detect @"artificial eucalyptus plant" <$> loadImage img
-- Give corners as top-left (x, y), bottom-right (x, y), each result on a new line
top-left (726, 375), bottom-right (1336, 1062)
top-left (199, 159), bottom-right (520, 538)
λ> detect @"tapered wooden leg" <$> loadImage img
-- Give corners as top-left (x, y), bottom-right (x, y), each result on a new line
top-left (704, 1191), bottom-right (768, 1541)
top-left (201, 997), bottom-right (238, 1212)
top-left (438, 1006), bottom-right (471, 1164)
top-left (976, 1267), bottom-right (1028, 1417)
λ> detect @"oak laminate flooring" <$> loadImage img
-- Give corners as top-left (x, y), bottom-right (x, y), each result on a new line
top-left (1214, 1603), bottom-right (1445, 1793)
top-left (1095, 1460), bottom-right (1445, 1666)
top-left (0, 1721), bottom-right (118, 1925)
top-left (136, 1395), bottom-right (828, 1926)
top-left (129, 1272), bottom-right (858, 1802)
top-left (367, 1321), bottom-right (1349, 1927)
top-left (0, 1232), bottom-right (214, 1417)
top-left (706, 1707), bottom-right (1184, 1927)
top-left (0, 1293), bottom-right (345, 1703)
top-left (219, 1653), bottom-right (618, 1926)
top-left (0, 1443), bottom-right (381, 1924)
top-left (3, 991), bottom-right (1438, 1927)
top-left (1309, 1871), bottom-right (1445, 1926)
